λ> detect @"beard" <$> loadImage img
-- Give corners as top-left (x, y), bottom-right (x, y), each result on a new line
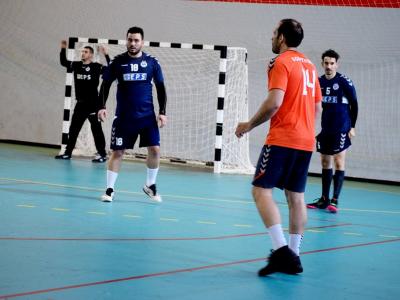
top-left (128, 46), bottom-right (141, 56)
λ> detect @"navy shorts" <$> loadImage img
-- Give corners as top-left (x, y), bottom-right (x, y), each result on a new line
top-left (252, 145), bottom-right (312, 193)
top-left (110, 115), bottom-right (160, 150)
top-left (316, 132), bottom-right (351, 155)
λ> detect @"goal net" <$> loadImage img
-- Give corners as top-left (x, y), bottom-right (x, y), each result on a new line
top-left (61, 37), bottom-right (254, 174)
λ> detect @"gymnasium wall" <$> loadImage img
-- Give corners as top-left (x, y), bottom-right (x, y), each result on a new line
top-left (0, 0), bottom-right (399, 181)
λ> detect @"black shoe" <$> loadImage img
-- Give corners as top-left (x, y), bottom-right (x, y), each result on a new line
top-left (55, 153), bottom-right (71, 160)
top-left (92, 154), bottom-right (107, 163)
top-left (143, 184), bottom-right (162, 202)
top-left (101, 188), bottom-right (114, 202)
top-left (307, 196), bottom-right (329, 209)
top-left (258, 245), bottom-right (303, 276)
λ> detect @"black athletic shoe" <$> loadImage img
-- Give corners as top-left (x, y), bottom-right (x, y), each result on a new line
top-left (143, 184), bottom-right (162, 202)
top-left (101, 188), bottom-right (114, 202)
top-left (92, 154), bottom-right (107, 163)
top-left (258, 245), bottom-right (303, 276)
top-left (327, 198), bottom-right (338, 213)
top-left (55, 153), bottom-right (71, 160)
top-left (307, 196), bottom-right (329, 209)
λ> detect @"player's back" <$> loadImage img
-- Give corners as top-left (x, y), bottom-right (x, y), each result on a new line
top-left (266, 50), bottom-right (322, 151)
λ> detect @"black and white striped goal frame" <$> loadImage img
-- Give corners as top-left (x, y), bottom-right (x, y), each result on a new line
top-left (61, 37), bottom-right (229, 173)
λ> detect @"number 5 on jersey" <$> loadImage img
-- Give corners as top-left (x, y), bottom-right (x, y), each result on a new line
top-left (302, 68), bottom-right (316, 97)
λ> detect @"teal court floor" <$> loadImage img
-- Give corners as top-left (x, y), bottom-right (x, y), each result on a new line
top-left (0, 142), bottom-right (399, 299)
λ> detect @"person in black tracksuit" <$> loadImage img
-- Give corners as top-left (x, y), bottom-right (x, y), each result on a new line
top-left (56, 40), bottom-right (110, 162)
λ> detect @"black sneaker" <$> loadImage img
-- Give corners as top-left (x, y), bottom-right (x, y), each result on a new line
top-left (92, 154), bottom-right (107, 163)
top-left (258, 245), bottom-right (303, 276)
top-left (143, 184), bottom-right (162, 202)
top-left (101, 188), bottom-right (114, 202)
top-left (307, 196), bottom-right (329, 209)
top-left (55, 153), bottom-right (71, 160)
top-left (327, 198), bottom-right (338, 213)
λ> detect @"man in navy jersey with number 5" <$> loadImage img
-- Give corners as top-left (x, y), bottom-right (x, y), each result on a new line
top-left (307, 49), bottom-right (358, 213)
top-left (98, 26), bottom-right (167, 203)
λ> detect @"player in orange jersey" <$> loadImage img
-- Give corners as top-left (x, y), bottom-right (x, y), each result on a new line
top-left (236, 19), bottom-right (322, 276)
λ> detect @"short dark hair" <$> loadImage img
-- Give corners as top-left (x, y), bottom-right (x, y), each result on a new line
top-left (277, 19), bottom-right (304, 48)
top-left (84, 46), bottom-right (94, 54)
top-left (322, 49), bottom-right (340, 61)
top-left (127, 26), bottom-right (144, 39)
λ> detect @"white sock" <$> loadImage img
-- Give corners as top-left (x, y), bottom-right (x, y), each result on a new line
top-left (107, 170), bottom-right (118, 190)
top-left (268, 224), bottom-right (287, 250)
top-left (289, 233), bottom-right (303, 256)
top-left (146, 167), bottom-right (159, 186)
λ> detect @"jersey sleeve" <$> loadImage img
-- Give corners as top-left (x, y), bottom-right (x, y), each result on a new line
top-left (102, 57), bottom-right (118, 82)
top-left (268, 59), bottom-right (288, 91)
top-left (342, 77), bottom-right (358, 127)
top-left (342, 77), bottom-right (357, 104)
top-left (59, 48), bottom-right (73, 70)
top-left (152, 57), bottom-right (164, 84)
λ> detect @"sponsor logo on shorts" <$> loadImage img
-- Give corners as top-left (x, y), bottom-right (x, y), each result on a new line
top-left (340, 133), bottom-right (346, 148)
top-left (254, 146), bottom-right (270, 180)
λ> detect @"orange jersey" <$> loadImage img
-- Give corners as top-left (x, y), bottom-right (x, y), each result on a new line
top-left (266, 50), bottom-right (322, 151)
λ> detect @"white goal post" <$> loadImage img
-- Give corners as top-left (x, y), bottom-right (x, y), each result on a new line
top-left (60, 36), bottom-right (254, 174)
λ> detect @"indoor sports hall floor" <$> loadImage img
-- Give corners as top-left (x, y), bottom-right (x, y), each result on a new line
top-left (0, 142), bottom-right (399, 300)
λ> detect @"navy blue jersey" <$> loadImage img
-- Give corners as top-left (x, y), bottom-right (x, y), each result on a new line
top-left (60, 49), bottom-right (106, 104)
top-left (319, 72), bottom-right (358, 134)
top-left (102, 52), bottom-right (164, 120)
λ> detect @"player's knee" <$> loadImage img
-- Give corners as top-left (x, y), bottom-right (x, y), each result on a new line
top-left (252, 186), bottom-right (271, 203)
top-left (112, 150), bottom-right (124, 159)
top-left (147, 146), bottom-right (160, 158)
top-left (334, 157), bottom-right (345, 170)
top-left (321, 157), bottom-right (332, 169)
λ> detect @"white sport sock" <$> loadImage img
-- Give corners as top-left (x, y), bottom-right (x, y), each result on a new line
top-left (146, 168), bottom-right (159, 186)
top-left (289, 233), bottom-right (303, 256)
top-left (268, 224), bottom-right (287, 250)
top-left (107, 170), bottom-right (118, 190)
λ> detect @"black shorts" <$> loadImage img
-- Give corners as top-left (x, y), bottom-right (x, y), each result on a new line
top-left (252, 145), bottom-right (312, 193)
top-left (110, 115), bottom-right (160, 150)
top-left (316, 132), bottom-right (351, 155)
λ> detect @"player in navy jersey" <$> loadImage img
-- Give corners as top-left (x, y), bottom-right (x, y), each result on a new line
top-left (55, 40), bottom-right (110, 162)
top-left (97, 26), bottom-right (167, 203)
top-left (307, 49), bottom-right (358, 213)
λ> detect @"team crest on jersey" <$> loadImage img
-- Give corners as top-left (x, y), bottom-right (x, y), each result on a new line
top-left (333, 83), bottom-right (339, 90)
top-left (85, 67), bottom-right (90, 72)
top-left (140, 61), bottom-right (148, 68)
